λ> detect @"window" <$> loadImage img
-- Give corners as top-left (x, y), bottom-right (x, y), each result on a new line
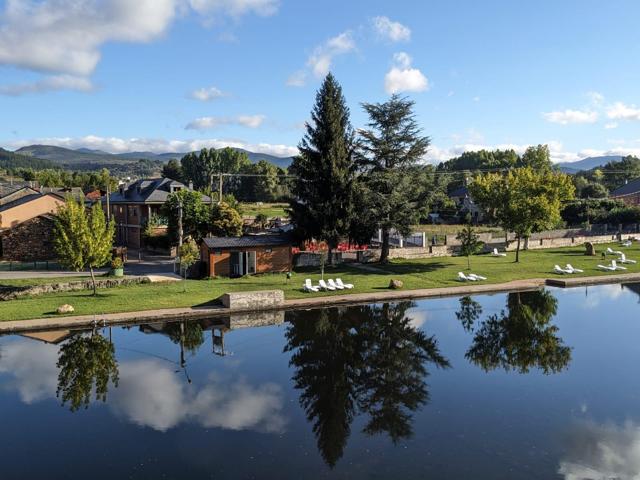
top-left (265, 248), bottom-right (272, 253)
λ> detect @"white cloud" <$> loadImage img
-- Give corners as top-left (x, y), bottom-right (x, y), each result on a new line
top-left (189, 86), bottom-right (227, 101)
top-left (0, 340), bottom-right (58, 404)
top-left (543, 109), bottom-right (599, 125)
top-left (185, 114), bottom-right (266, 130)
top-left (587, 91), bottom-right (605, 106)
top-left (372, 16), bottom-right (411, 42)
top-left (4, 135), bottom-right (298, 157)
top-left (607, 102), bottom-right (640, 121)
top-left (384, 52), bottom-right (429, 94)
top-left (189, 0), bottom-right (279, 17)
top-left (0, 75), bottom-right (93, 96)
top-left (0, 0), bottom-right (280, 93)
top-left (558, 420), bottom-right (640, 480)
top-left (605, 122), bottom-right (619, 130)
top-left (287, 31), bottom-right (355, 86)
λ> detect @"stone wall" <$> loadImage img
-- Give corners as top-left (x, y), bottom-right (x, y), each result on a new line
top-left (0, 215), bottom-right (56, 261)
top-left (0, 276), bottom-right (150, 301)
top-left (220, 290), bottom-right (285, 309)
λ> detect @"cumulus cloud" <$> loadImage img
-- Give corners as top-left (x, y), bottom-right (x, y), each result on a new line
top-left (287, 31), bottom-right (355, 86)
top-left (605, 122), bottom-right (619, 130)
top-left (0, 75), bottom-right (93, 96)
top-left (372, 16), bottom-right (411, 42)
top-left (0, 0), bottom-right (280, 93)
top-left (185, 114), bottom-right (266, 130)
top-left (543, 109), bottom-right (598, 125)
top-left (384, 52), bottom-right (429, 94)
top-left (0, 340), bottom-right (58, 403)
top-left (558, 420), bottom-right (640, 480)
top-left (189, 86), bottom-right (227, 101)
top-left (607, 102), bottom-right (640, 121)
top-left (4, 135), bottom-right (298, 157)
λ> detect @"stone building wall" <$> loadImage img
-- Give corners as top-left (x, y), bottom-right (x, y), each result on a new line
top-left (0, 215), bottom-right (56, 261)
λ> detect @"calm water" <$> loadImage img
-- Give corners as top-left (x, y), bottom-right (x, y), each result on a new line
top-left (1, 284), bottom-right (640, 479)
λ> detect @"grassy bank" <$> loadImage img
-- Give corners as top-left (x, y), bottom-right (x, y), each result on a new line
top-left (1, 242), bottom-right (638, 321)
top-left (240, 202), bottom-right (289, 219)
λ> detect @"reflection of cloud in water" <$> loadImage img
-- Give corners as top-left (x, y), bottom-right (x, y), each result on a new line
top-left (559, 420), bottom-right (640, 480)
top-left (112, 359), bottom-right (286, 433)
top-left (0, 339), bottom-right (286, 434)
top-left (581, 284), bottom-right (626, 309)
top-left (0, 341), bottom-right (58, 403)
top-left (407, 309), bottom-right (428, 330)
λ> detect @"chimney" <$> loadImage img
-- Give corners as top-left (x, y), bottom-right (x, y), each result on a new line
top-left (188, 181), bottom-right (194, 190)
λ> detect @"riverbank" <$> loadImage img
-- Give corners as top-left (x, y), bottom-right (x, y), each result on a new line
top-left (2, 272), bottom-right (640, 334)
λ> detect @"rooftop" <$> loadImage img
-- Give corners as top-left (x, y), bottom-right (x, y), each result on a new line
top-left (203, 234), bottom-right (292, 249)
top-left (107, 177), bottom-right (211, 204)
top-left (611, 178), bottom-right (640, 197)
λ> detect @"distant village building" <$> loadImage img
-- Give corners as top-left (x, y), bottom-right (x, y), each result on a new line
top-left (200, 234), bottom-right (292, 277)
top-left (105, 178), bottom-right (211, 249)
top-left (611, 178), bottom-right (640, 206)
top-left (448, 186), bottom-right (484, 222)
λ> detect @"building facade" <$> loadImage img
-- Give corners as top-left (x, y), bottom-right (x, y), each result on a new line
top-left (611, 178), bottom-right (640, 206)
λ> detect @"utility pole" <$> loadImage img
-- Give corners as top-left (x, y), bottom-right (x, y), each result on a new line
top-left (177, 199), bottom-right (184, 247)
top-left (105, 180), bottom-right (111, 223)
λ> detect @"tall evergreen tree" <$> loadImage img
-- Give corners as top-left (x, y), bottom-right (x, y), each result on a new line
top-left (358, 94), bottom-right (430, 263)
top-left (289, 73), bottom-right (355, 261)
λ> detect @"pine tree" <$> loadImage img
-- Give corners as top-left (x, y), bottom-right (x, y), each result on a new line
top-left (358, 95), bottom-right (430, 263)
top-left (289, 73), bottom-right (355, 262)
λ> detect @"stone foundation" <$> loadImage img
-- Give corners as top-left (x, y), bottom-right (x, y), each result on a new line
top-left (0, 276), bottom-right (150, 301)
top-left (220, 290), bottom-right (285, 310)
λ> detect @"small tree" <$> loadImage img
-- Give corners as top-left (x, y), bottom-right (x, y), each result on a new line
top-left (178, 239), bottom-right (199, 291)
top-left (210, 202), bottom-right (244, 236)
top-left (54, 198), bottom-right (114, 295)
top-left (456, 224), bottom-right (483, 270)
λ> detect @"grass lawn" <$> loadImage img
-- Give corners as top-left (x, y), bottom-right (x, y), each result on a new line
top-left (1, 242), bottom-right (638, 322)
top-left (240, 202), bottom-right (289, 219)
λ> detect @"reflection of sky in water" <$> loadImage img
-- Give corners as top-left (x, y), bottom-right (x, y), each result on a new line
top-left (0, 282), bottom-right (639, 479)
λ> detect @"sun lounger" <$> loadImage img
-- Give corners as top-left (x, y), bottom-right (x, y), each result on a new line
top-left (303, 279), bottom-right (319, 292)
top-left (619, 254), bottom-right (637, 264)
top-left (492, 248), bottom-right (507, 257)
top-left (327, 279), bottom-right (343, 290)
top-left (565, 264), bottom-right (583, 273)
top-left (611, 260), bottom-right (627, 271)
top-left (458, 272), bottom-right (477, 282)
top-left (607, 247), bottom-right (623, 256)
top-left (554, 265), bottom-right (570, 274)
top-left (468, 273), bottom-right (487, 281)
top-left (622, 240), bottom-right (633, 247)
top-left (318, 279), bottom-right (336, 291)
top-left (598, 264), bottom-right (616, 271)
top-left (336, 278), bottom-right (354, 289)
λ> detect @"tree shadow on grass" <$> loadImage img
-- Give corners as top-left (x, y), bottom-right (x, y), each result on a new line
top-left (379, 261), bottom-right (454, 275)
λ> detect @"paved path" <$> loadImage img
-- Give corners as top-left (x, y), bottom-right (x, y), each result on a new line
top-left (3, 272), bottom-right (640, 334)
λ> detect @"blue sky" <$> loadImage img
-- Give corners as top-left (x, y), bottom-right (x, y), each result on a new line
top-left (1, 0), bottom-right (640, 162)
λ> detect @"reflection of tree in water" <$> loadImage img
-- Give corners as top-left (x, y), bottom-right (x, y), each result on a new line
top-left (456, 296), bottom-right (483, 332)
top-left (285, 302), bottom-right (449, 467)
top-left (165, 321), bottom-right (205, 355)
top-left (463, 289), bottom-right (571, 374)
top-left (56, 330), bottom-right (119, 412)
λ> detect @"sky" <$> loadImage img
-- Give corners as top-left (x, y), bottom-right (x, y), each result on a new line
top-left (1, 0), bottom-right (640, 163)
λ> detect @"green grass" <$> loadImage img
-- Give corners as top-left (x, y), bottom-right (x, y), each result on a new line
top-left (1, 242), bottom-right (638, 321)
top-left (0, 275), bottom-right (99, 288)
top-left (240, 202), bottom-right (289, 219)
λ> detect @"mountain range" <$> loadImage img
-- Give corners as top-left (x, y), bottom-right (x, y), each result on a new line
top-left (555, 155), bottom-right (623, 174)
top-left (12, 144), bottom-right (295, 170)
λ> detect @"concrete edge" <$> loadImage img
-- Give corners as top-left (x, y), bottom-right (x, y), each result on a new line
top-left (2, 273), bottom-right (640, 334)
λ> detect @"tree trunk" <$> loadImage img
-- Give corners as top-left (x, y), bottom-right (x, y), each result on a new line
top-left (515, 236), bottom-right (521, 263)
top-left (327, 247), bottom-right (334, 266)
top-left (467, 255), bottom-right (471, 270)
top-left (89, 266), bottom-right (97, 296)
top-left (380, 228), bottom-right (390, 264)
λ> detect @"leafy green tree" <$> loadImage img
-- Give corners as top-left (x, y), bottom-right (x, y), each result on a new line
top-left (561, 198), bottom-right (623, 226)
top-left (456, 296), bottom-right (483, 332)
top-left (465, 290), bottom-right (571, 374)
top-left (180, 147), bottom-right (251, 195)
top-left (178, 238), bottom-right (199, 289)
top-left (163, 189), bottom-right (210, 243)
top-left (580, 182), bottom-right (609, 199)
top-left (358, 94), bottom-right (430, 263)
top-left (54, 199), bottom-right (114, 295)
top-left (289, 73), bottom-right (356, 261)
top-left (254, 212), bottom-right (269, 230)
top-left (438, 149), bottom-right (519, 172)
top-left (599, 155), bottom-right (640, 191)
top-left (456, 223), bottom-right (483, 269)
top-left (161, 159), bottom-right (183, 181)
top-left (520, 144), bottom-right (553, 170)
top-left (469, 167), bottom-right (575, 262)
top-left (241, 160), bottom-right (279, 202)
top-left (210, 201), bottom-right (244, 236)
top-left (56, 331), bottom-right (119, 412)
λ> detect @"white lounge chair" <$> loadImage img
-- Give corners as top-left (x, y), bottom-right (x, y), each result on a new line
top-left (303, 279), bottom-right (319, 293)
top-left (622, 240), bottom-right (633, 247)
top-left (565, 264), bottom-right (583, 273)
top-left (492, 248), bottom-right (507, 257)
top-left (554, 265), bottom-right (570, 274)
top-left (458, 272), bottom-right (477, 282)
top-left (327, 279), bottom-right (343, 290)
top-left (619, 254), bottom-right (637, 264)
top-left (468, 273), bottom-right (487, 281)
top-left (607, 247), bottom-right (623, 256)
top-left (318, 279), bottom-right (336, 291)
top-left (612, 260), bottom-right (627, 271)
top-left (598, 264), bottom-right (616, 272)
top-left (336, 278), bottom-right (354, 289)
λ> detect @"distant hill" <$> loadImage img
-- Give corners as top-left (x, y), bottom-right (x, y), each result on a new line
top-left (556, 155), bottom-right (623, 174)
top-left (0, 147), bottom-right (55, 170)
top-left (13, 144), bottom-right (294, 170)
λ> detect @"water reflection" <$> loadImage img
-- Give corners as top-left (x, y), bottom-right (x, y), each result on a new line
top-left (461, 289), bottom-right (572, 374)
top-left (285, 302), bottom-right (450, 467)
top-left (56, 330), bottom-right (119, 411)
